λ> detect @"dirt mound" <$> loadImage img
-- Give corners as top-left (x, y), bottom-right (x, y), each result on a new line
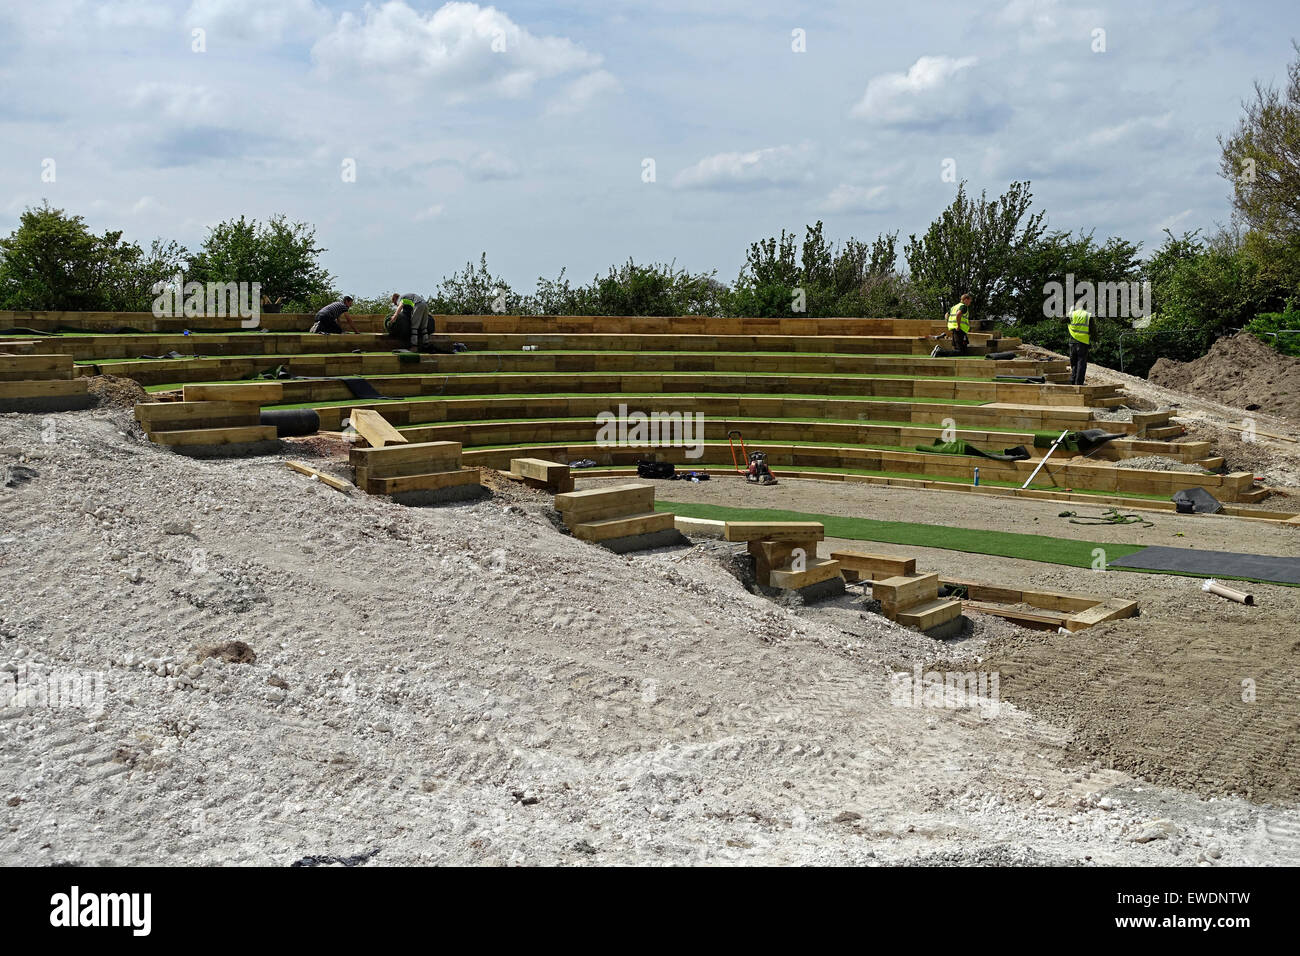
top-left (1148, 334), bottom-right (1300, 424)
top-left (84, 374), bottom-right (148, 408)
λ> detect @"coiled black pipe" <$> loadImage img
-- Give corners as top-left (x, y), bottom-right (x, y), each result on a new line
top-left (260, 408), bottom-right (319, 437)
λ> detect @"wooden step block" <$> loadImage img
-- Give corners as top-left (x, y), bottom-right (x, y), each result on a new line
top-left (0, 354), bottom-right (75, 380)
top-left (350, 407), bottom-right (407, 448)
top-left (723, 521), bottom-right (825, 542)
top-left (135, 400), bottom-right (261, 432)
top-left (183, 382), bottom-right (284, 403)
top-left (364, 468), bottom-right (481, 495)
top-left (350, 441), bottom-right (463, 479)
top-left (1146, 425), bottom-right (1184, 439)
top-left (0, 378), bottom-right (89, 398)
top-left (829, 550), bottom-right (916, 582)
top-left (768, 557), bottom-right (844, 590)
top-left (555, 483), bottom-right (655, 522)
top-left (571, 510), bottom-right (675, 542)
top-left (1196, 457), bottom-right (1225, 470)
top-left (962, 600), bottom-right (1070, 629)
top-left (1235, 487), bottom-right (1271, 503)
top-left (873, 573), bottom-right (940, 619)
top-left (509, 457), bottom-right (573, 491)
top-left (149, 425), bottom-right (279, 447)
top-left (1063, 597), bottom-right (1138, 631)
top-left (895, 598), bottom-right (962, 631)
top-left (748, 538), bottom-right (820, 579)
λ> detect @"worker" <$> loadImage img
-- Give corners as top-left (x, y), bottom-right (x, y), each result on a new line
top-left (388, 292), bottom-right (430, 351)
top-left (1067, 306), bottom-right (1094, 385)
top-left (312, 295), bottom-right (359, 335)
top-left (946, 293), bottom-right (973, 355)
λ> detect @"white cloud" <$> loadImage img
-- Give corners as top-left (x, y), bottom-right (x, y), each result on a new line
top-left (465, 150), bottom-right (519, 181)
top-left (186, 0), bottom-right (331, 44)
top-left (312, 2), bottom-right (605, 104)
top-left (673, 144), bottom-right (816, 191)
top-left (1084, 113), bottom-right (1174, 148)
top-left (130, 82), bottom-right (222, 121)
top-left (547, 69), bottom-right (621, 115)
top-left (850, 55), bottom-right (978, 125)
top-left (819, 183), bottom-right (887, 213)
top-left (414, 203), bottom-right (446, 221)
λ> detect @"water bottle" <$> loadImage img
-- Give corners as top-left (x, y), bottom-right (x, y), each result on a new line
top-left (973, 467), bottom-right (980, 486)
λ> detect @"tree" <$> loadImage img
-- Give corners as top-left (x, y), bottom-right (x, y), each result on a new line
top-left (904, 181), bottom-right (1047, 321)
top-left (0, 202), bottom-right (187, 312)
top-left (188, 215), bottom-right (333, 312)
top-left (1219, 41), bottom-right (1300, 240)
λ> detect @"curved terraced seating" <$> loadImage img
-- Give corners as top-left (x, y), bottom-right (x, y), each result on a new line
top-left (6, 308), bottom-right (1260, 504)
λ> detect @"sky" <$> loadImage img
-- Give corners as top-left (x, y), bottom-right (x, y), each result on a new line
top-left (0, 0), bottom-right (1293, 296)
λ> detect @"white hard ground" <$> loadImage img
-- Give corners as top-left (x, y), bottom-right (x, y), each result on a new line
top-left (1, 406), bottom-right (1298, 866)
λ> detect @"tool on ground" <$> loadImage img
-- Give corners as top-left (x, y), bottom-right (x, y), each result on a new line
top-left (1021, 428), bottom-right (1070, 489)
top-left (1202, 578), bottom-right (1254, 605)
top-left (746, 450), bottom-right (778, 485)
top-left (727, 429), bottom-right (749, 474)
top-left (1058, 508), bottom-right (1154, 528)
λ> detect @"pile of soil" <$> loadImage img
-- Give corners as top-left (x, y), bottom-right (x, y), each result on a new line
top-left (85, 374), bottom-right (147, 409)
top-left (1149, 334), bottom-right (1300, 424)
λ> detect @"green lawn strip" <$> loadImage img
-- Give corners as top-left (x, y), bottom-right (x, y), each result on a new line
top-left (390, 414), bottom-right (1031, 434)
top-left (251, 391), bottom-right (990, 410)
top-left (86, 357), bottom-right (1007, 385)
top-left (650, 501), bottom-right (1148, 569)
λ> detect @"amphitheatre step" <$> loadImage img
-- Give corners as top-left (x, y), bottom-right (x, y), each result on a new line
top-left (874, 573), bottom-right (941, 614)
top-left (469, 443), bottom-right (1258, 501)
top-left (0, 353), bottom-right (76, 381)
top-left (555, 483), bottom-right (656, 524)
top-left (724, 521), bottom-right (826, 542)
top-left (1, 310), bottom-right (966, 337)
top-left (894, 598), bottom-right (964, 631)
top-left (349, 441), bottom-right (464, 481)
top-left (148, 424), bottom-right (279, 447)
top-left (509, 457), bottom-right (573, 492)
top-left (169, 371), bottom-right (1111, 407)
top-left (570, 510), bottom-right (675, 542)
top-left (361, 468), bottom-right (482, 495)
top-left (301, 395), bottom-right (1132, 437)
top-left (768, 557), bottom-right (845, 590)
top-left (829, 550), bottom-right (917, 582)
top-left (91, 349), bottom-right (1067, 387)
top-left (135, 400), bottom-right (262, 434)
top-left (0, 375), bottom-right (93, 411)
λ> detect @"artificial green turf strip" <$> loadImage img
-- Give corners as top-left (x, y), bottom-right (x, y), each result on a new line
top-left (651, 501), bottom-right (1149, 568)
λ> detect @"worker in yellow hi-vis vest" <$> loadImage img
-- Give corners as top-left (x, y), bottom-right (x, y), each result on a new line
top-left (1067, 306), bottom-right (1094, 385)
top-left (936, 292), bottom-right (973, 357)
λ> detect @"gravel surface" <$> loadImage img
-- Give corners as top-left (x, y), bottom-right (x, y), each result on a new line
top-left (1, 406), bottom-right (1298, 865)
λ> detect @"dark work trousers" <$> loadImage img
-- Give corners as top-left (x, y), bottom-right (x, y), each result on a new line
top-left (1069, 340), bottom-right (1090, 385)
top-left (952, 329), bottom-right (969, 356)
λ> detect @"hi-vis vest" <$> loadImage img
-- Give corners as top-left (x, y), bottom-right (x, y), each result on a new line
top-left (400, 296), bottom-right (416, 308)
top-left (1068, 308), bottom-right (1090, 345)
top-left (947, 303), bottom-right (969, 333)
